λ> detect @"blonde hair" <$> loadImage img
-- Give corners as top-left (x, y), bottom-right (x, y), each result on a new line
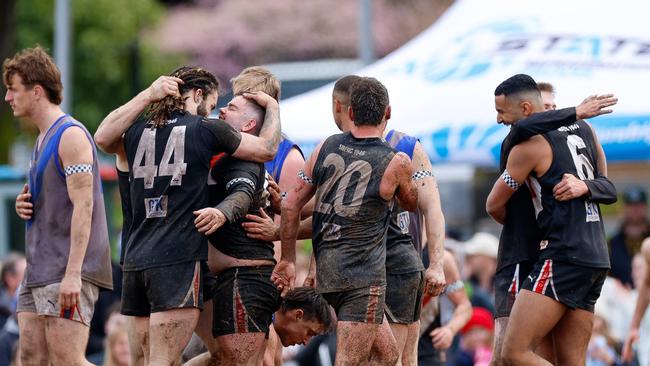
top-left (231, 66), bottom-right (281, 101)
top-left (102, 324), bottom-right (130, 366)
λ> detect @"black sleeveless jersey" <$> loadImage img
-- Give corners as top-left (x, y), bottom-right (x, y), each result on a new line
top-left (497, 107), bottom-right (579, 271)
top-left (311, 132), bottom-right (396, 293)
top-left (207, 157), bottom-right (275, 262)
top-left (123, 111), bottom-right (242, 271)
top-left (384, 130), bottom-right (425, 274)
top-left (532, 120), bottom-right (610, 268)
top-left (117, 169), bottom-right (132, 266)
top-left (497, 132), bottom-right (541, 270)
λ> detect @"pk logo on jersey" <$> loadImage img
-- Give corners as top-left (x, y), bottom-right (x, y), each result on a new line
top-left (145, 195), bottom-right (168, 218)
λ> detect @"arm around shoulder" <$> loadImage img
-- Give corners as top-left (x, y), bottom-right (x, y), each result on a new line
top-left (486, 138), bottom-right (541, 223)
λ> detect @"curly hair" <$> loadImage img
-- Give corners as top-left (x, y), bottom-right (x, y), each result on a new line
top-left (147, 66), bottom-right (220, 128)
top-left (2, 46), bottom-right (63, 105)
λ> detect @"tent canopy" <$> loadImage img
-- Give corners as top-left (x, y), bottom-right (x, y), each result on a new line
top-left (279, 0), bottom-right (650, 166)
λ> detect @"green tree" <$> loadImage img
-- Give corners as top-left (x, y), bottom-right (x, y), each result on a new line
top-left (0, 0), bottom-right (184, 163)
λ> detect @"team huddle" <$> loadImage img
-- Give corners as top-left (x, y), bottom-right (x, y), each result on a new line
top-left (4, 46), bottom-right (621, 366)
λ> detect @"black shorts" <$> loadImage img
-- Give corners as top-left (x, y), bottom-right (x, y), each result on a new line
top-left (201, 261), bottom-right (217, 302)
top-left (212, 266), bottom-right (281, 338)
top-left (521, 259), bottom-right (607, 312)
top-left (121, 261), bottom-right (203, 317)
top-left (322, 285), bottom-right (385, 324)
top-left (494, 261), bottom-right (535, 318)
top-left (385, 271), bottom-right (424, 324)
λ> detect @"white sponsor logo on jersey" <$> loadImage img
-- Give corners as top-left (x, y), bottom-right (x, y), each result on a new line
top-left (145, 195), bottom-right (168, 218)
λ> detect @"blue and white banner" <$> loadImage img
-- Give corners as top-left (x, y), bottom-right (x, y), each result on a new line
top-left (280, 0), bottom-right (650, 166)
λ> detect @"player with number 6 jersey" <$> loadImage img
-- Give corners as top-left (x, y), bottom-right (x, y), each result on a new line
top-left (486, 74), bottom-right (617, 365)
top-left (532, 121), bottom-right (611, 268)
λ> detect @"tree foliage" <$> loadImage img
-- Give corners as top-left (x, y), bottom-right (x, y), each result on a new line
top-left (150, 0), bottom-right (453, 84)
top-left (11, 0), bottom-right (184, 133)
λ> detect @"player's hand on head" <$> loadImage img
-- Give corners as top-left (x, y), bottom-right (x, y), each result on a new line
top-left (424, 266), bottom-right (446, 297)
top-left (242, 91), bottom-right (277, 109)
top-left (553, 173), bottom-right (589, 201)
top-left (15, 184), bottom-right (33, 220)
top-left (147, 76), bottom-right (184, 102)
top-left (193, 207), bottom-right (227, 235)
top-left (59, 271), bottom-right (82, 310)
top-left (430, 326), bottom-right (454, 350)
top-left (576, 94), bottom-right (618, 120)
top-left (242, 209), bottom-right (279, 242)
top-left (271, 260), bottom-right (295, 297)
top-left (622, 327), bottom-right (639, 363)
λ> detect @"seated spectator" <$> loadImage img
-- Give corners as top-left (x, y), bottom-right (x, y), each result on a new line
top-left (463, 232), bottom-right (498, 294)
top-left (418, 249), bottom-right (472, 366)
top-left (462, 233), bottom-right (498, 313)
top-left (455, 307), bottom-right (494, 366)
top-left (587, 305), bottom-right (618, 366)
top-left (0, 253), bottom-right (26, 328)
top-left (102, 315), bottom-right (130, 366)
top-left (0, 314), bottom-right (19, 366)
top-left (88, 303), bottom-right (127, 364)
top-left (87, 261), bottom-right (123, 356)
top-left (598, 252), bottom-right (647, 344)
top-left (610, 186), bottom-right (650, 288)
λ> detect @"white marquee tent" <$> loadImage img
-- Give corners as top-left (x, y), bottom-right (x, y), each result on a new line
top-left (279, 0), bottom-right (650, 166)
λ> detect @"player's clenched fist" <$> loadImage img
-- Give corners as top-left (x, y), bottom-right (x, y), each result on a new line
top-left (424, 266), bottom-right (446, 297)
top-left (15, 184), bottom-right (33, 220)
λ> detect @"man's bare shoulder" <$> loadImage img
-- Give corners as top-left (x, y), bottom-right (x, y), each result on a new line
top-left (387, 151), bottom-right (412, 172)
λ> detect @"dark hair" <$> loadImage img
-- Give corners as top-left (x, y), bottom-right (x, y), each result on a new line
top-left (494, 74), bottom-right (540, 98)
top-left (147, 66), bottom-right (220, 128)
top-left (349, 77), bottom-right (389, 126)
top-left (1, 253), bottom-right (24, 287)
top-left (281, 287), bottom-right (333, 331)
top-left (3, 46), bottom-right (63, 105)
top-left (333, 75), bottom-right (362, 105)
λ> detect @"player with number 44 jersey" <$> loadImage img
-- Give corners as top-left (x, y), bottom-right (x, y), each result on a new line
top-left (95, 66), bottom-right (281, 365)
top-left (123, 111), bottom-right (241, 271)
